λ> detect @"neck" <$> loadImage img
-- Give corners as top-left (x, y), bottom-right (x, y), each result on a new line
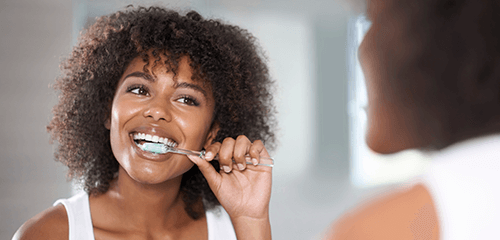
top-left (93, 167), bottom-right (196, 232)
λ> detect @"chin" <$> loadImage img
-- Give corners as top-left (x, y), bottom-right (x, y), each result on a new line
top-left (365, 107), bottom-right (426, 154)
top-left (365, 125), bottom-right (412, 154)
top-left (122, 161), bottom-right (190, 185)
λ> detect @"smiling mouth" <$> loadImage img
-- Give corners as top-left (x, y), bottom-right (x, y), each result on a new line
top-left (132, 133), bottom-right (178, 154)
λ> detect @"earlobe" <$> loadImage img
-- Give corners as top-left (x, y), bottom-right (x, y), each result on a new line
top-left (104, 118), bottom-right (111, 130)
top-left (204, 121), bottom-right (220, 148)
top-left (104, 102), bottom-right (112, 130)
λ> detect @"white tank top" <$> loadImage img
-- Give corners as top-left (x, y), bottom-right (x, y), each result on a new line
top-left (422, 134), bottom-right (500, 240)
top-left (53, 192), bottom-right (237, 240)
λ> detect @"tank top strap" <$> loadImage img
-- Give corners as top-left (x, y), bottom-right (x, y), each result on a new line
top-left (53, 191), bottom-right (95, 240)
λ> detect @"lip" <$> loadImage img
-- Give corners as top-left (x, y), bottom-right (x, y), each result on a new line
top-left (130, 126), bottom-right (180, 144)
top-left (128, 126), bottom-right (181, 161)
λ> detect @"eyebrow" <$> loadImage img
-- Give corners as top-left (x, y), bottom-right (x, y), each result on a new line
top-left (124, 71), bottom-right (207, 97)
top-left (123, 71), bottom-right (155, 82)
top-left (174, 82), bottom-right (208, 97)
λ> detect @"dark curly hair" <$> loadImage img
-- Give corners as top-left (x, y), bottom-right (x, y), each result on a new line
top-left (47, 5), bottom-right (276, 219)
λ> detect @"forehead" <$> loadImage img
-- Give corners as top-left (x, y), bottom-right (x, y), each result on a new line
top-left (123, 55), bottom-right (196, 83)
top-left (365, 0), bottom-right (398, 20)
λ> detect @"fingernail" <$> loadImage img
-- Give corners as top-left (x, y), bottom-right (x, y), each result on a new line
top-left (223, 165), bottom-right (231, 173)
top-left (252, 158), bottom-right (258, 166)
top-left (237, 163), bottom-right (245, 171)
top-left (205, 152), bottom-right (213, 160)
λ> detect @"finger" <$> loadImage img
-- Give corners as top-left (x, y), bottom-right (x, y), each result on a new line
top-left (248, 140), bottom-right (267, 166)
top-left (187, 155), bottom-right (222, 191)
top-left (204, 142), bottom-right (221, 161)
top-left (219, 137), bottom-right (236, 173)
top-left (233, 135), bottom-right (251, 171)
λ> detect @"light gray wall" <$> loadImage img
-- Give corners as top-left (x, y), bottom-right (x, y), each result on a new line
top-left (0, 0), bottom-right (74, 238)
top-left (313, 13), bottom-right (350, 181)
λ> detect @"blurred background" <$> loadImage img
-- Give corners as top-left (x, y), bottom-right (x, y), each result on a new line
top-left (0, 0), bottom-right (431, 239)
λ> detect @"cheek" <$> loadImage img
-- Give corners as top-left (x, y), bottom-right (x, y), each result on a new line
top-left (109, 98), bottom-right (140, 151)
top-left (108, 104), bottom-right (126, 159)
top-left (359, 33), bottom-right (382, 107)
top-left (177, 110), bottom-right (214, 147)
top-left (359, 29), bottom-right (395, 152)
top-left (110, 102), bottom-right (125, 136)
top-left (359, 29), bottom-right (377, 83)
top-left (110, 97), bottom-right (141, 127)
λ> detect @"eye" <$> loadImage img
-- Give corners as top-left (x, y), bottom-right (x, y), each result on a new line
top-left (176, 95), bottom-right (200, 106)
top-left (126, 84), bottom-right (149, 96)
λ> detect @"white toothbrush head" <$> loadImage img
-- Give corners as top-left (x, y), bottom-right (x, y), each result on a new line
top-left (139, 142), bottom-right (169, 154)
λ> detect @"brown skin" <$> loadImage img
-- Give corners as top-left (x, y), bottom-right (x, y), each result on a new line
top-left (361, 0), bottom-right (434, 154)
top-left (190, 138), bottom-right (272, 239)
top-left (324, 0), bottom-right (440, 239)
top-left (326, 184), bottom-right (439, 239)
top-left (14, 56), bottom-right (272, 240)
top-left (12, 205), bottom-right (68, 240)
top-left (107, 56), bottom-right (217, 186)
top-left (94, 53), bottom-right (213, 240)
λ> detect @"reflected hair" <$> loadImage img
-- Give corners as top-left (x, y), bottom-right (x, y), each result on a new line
top-left (383, 0), bottom-right (500, 149)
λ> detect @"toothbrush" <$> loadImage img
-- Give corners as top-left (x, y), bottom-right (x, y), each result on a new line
top-left (139, 142), bottom-right (274, 167)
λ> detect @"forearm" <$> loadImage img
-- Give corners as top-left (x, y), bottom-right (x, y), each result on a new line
top-left (231, 215), bottom-right (271, 240)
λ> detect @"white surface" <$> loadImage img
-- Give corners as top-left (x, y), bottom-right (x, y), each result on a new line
top-left (423, 134), bottom-right (500, 240)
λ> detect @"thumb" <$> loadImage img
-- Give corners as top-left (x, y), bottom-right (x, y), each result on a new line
top-left (187, 155), bottom-right (222, 191)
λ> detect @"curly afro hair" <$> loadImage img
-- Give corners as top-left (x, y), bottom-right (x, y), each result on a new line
top-left (47, 6), bottom-right (276, 219)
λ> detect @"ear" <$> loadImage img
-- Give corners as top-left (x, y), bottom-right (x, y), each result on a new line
top-left (104, 117), bottom-right (111, 130)
top-left (104, 100), bottom-right (113, 130)
top-left (203, 121), bottom-right (220, 149)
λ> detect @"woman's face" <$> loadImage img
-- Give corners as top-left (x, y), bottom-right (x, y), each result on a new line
top-left (107, 55), bottom-right (218, 184)
top-left (359, 0), bottom-right (429, 153)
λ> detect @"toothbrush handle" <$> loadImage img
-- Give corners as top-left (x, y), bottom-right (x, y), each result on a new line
top-left (211, 153), bottom-right (274, 168)
top-left (167, 147), bottom-right (274, 167)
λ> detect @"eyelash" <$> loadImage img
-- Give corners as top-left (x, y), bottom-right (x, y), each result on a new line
top-left (126, 84), bottom-right (200, 106)
top-left (126, 84), bottom-right (149, 96)
top-left (177, 95), bottom-right (200, 106)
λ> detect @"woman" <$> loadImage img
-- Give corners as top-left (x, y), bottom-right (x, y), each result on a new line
top-left (325, 0), bottom-right (500, 239)
top-left (14, 6), bottom-right (275, 240)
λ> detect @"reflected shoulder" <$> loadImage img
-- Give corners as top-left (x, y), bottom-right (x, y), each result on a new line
top-left (324, 183), bottom-right (439, 240)
top-left (12, 204), bottom-right (68, 240)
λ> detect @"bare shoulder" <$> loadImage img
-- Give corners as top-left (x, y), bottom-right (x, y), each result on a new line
top-left (12, 204), bottom-right (68, 240)
top-left (324, 184), bottom-right (439, 240)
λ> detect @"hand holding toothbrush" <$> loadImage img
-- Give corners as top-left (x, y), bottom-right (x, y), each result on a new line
top-left (187, 135), bottom-right (272, 240)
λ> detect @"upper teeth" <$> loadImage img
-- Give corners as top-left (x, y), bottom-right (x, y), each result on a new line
top-left (133, 133), bottom-right (177, 147)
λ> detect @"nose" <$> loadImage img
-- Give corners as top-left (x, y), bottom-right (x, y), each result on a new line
top-left (143, 99), bottom-right (172, 122)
